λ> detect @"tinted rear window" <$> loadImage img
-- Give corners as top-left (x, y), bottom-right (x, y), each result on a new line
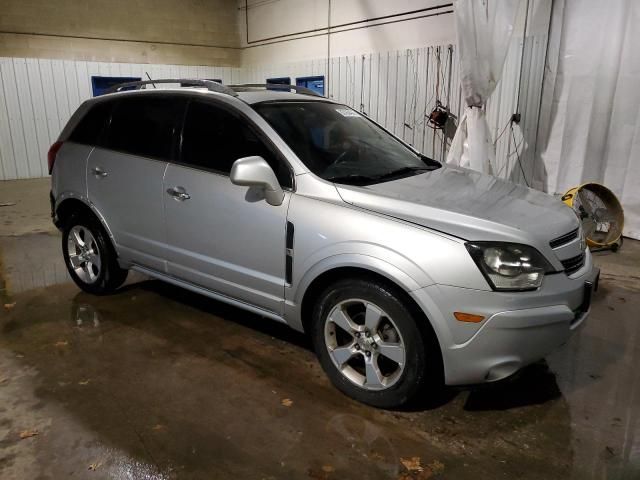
top-left (104, 95), bottom-right (186, 161)
top-left (68, 101), bottom-right (113, 146)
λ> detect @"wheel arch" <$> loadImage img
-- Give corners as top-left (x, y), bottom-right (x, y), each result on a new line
top-left (55, 196), bottom-right (116, 246)
top-left (298, 265), bottom-right (444, 383)
top-left (297, 264), bottom-right (444, 382)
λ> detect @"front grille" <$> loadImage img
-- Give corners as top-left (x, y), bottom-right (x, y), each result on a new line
top-left (561, 252), bottom-right (585, 275)
top-left (550, 227), bottom-right (579, 249)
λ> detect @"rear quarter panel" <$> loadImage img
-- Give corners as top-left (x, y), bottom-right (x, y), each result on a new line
top-left (51, 142), bottom-right (92, 204)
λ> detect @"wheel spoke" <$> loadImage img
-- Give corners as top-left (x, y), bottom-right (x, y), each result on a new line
top-left (330, 344), bottom-right (355, 367)
top-left (364, 303), bottom-right (383, 331)
top-left (85, 233), bottom-right (96, 250)
top-left (71, 229), bottom-right (84, 248)
top-left (330, 307), bottom-right (359, 335)
top-left (88, 251), bottom-right (101, 271)
top-left (69, 254), bottom-right (83, 269)
top-left (377, 341), bottom-right (404, 365)
top-left (365, 354), bottom-right (384, 388)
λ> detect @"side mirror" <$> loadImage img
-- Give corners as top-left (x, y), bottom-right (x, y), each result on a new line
top-left (230, 156), bottom-right (285, 206)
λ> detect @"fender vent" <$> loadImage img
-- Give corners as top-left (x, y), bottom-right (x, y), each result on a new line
top-left (285, 221), bottom-right (294, 284)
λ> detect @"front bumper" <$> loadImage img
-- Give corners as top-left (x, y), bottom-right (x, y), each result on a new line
top-left (411, 253), bottom-right (600, 386)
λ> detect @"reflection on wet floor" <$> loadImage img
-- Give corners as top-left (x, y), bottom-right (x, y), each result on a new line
top-left (1, 232), bottom-right (639, 479)
top-left (0, 233), bottom-right (70, 293)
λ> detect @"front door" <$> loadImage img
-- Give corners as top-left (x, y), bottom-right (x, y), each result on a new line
top-left (163, 99), bottom-right (293, 315)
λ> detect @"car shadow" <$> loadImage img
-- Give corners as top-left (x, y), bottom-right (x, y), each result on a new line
top-left (124, 279), bottom-right (565, 414)
top-left (463, 361), bottom-right (561, 411)
top-left (126, 279), bottom-right (313, 352)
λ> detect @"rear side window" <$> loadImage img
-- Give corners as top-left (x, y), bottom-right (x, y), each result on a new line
top-left (104, 95), bottom-right (185, 161)
top-left (68, 101), bottom-right (113, 146)
top-left (180, 100), bottom-right (292, 188)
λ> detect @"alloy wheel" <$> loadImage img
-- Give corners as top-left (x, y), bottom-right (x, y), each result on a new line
top-left (67, 225), bottom-right (102, 284)
top-left (324, 299), bottom-right (406, 391)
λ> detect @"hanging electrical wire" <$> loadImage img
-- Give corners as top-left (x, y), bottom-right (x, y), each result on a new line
top-left (431, 46), bottom-right (442, 156)
top-left (404, 49), bottom-right (418, 133)
top-left (493, 118), bottom-right (512, 146)
top-left (410, 49), bottom-right (420, 145)
top-left (360, 54), bottom-right (366, 113)
top-left (510, 123), bottom-right (530, 187)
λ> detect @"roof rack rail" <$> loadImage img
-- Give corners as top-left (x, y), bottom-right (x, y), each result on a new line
top-left (106, 79), bottom-right (238, 96)
top-left (227, 83), bottom-right (322, 97)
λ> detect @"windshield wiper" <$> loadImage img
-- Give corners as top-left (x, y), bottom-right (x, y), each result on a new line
top-left (373, 166), bottom-right (435, 181)
top-left (327, 164), bottom-right (439, 185)
top-left (419, 154), bottom-right (442, 169)
top-left (325, 173), bottom-right (379, 185)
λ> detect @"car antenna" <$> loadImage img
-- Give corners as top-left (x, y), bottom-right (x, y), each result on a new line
top-left (145, 72), bottom-right (157, 89)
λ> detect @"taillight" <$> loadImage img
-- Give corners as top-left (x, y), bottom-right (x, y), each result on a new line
top-left (48, 141), bottom-right (63, 174)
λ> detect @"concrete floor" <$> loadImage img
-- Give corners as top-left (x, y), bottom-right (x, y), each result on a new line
top-left (1, 178), bottom-right (639, 479)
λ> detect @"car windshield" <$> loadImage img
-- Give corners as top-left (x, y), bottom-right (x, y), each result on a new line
top-left (253, 101), bottom-right (440, 185)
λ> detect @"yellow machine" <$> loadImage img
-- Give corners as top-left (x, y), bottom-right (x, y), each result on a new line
top-left (561, 183), bottom-right (624, 250)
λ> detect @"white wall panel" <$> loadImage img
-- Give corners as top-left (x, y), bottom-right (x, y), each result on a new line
top-left (240, 0), bottom-right (455, 63)
top-left (1, 31), bottom-right (543, 183)
top-left (1, 57), bottom-right (29, 179)
top-left (14, 58), bottom-right (40, 178)
top-left (240, 45), bottom-right (462, 163)
top-left (237, 35), bottom-right (544, 177)
top-left (0, 57), bottom-right (241, 180)
top-left (0, 61), bottom-right (16, 180)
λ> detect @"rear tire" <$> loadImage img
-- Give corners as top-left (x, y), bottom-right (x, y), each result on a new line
top-left (62, 213), bottom-right (128, 295)
top-left (310, 277), bottom-right (438, 408)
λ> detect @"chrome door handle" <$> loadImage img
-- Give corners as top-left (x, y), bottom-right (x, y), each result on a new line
top-left (92, 166), bottom-right (108, 178)
top-left (166, 187), bottom-right (191, 201)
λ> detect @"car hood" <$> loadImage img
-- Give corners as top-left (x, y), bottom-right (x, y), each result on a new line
top-left (335, 164), bottom-right (579, 243)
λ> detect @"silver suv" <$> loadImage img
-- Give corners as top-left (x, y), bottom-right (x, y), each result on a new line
top-left (50, 80), bottom-right (599, 408)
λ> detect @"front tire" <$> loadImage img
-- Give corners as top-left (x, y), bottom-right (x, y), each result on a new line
top-left (311, 278), bottom-right (437, 408)
top-left (62, 213), bottom-right (128, 295)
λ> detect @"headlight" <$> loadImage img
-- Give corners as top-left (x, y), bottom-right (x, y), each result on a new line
top-left (465, 242), bottom-right (555, 291)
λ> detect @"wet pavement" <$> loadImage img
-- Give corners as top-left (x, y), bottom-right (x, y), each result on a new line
top-left (1, 230), bottom-right (639, 479)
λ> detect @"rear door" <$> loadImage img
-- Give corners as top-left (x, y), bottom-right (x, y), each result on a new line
top-left (87, 94), bottom-right (186, 271)
top-left (163, 99), bottom-right (293, 314)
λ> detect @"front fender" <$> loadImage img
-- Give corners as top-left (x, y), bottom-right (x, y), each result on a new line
top-left (284, 251), bottom-right (432, 332)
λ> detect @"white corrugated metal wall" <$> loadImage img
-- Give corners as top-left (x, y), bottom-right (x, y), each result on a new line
top-left (240, 36), bottom-right (547, 186)
top-left (0, 58), bottom-right (241, 180)
top-left (0, 34), bottom-right (546, 184)
top-left (326, 46), bottom-right (462, 163)
top-left (240, 46), bottom-right (461, 163)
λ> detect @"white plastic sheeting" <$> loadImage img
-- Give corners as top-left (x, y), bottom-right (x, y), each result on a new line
top-left (447, 0), bottom-right (521, 173)
top-left (538, 0), bottom-right (640, 239)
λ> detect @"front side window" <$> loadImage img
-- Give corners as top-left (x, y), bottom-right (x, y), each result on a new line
top-left (253, 101), bottom-right (440, 185)
top-left (104, 95), bottom-right (185, 161)
top-left (180, 100), bottom-right (292, 188)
